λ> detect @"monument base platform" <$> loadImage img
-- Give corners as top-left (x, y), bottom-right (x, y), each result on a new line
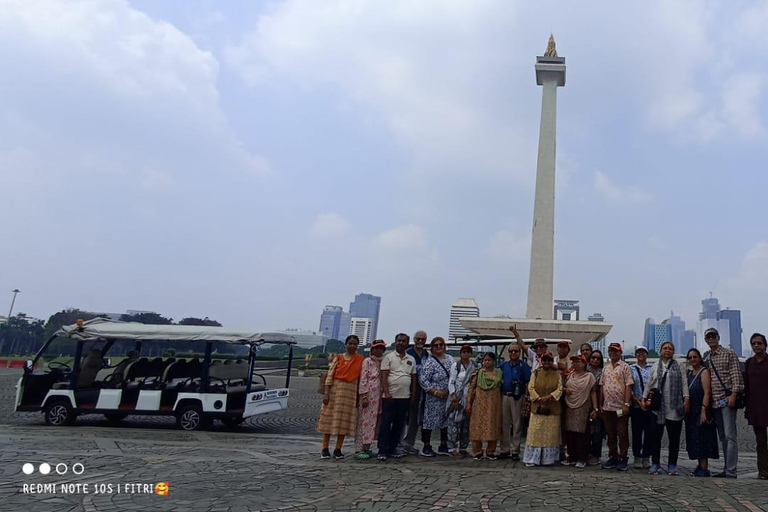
top-left (458, 317), bottom-right (612, 346)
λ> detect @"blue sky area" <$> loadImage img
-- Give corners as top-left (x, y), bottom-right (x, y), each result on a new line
top-left (1, 1), bottom-right (767, 352)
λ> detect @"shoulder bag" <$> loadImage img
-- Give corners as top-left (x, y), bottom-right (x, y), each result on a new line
top-left (708, 354), bottom-right (745, 409)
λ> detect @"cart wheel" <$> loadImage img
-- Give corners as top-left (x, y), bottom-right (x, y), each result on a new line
top-left (44, 399), bottom-right (76, 426)
top-left (176, 404), bottom-right (208, 431)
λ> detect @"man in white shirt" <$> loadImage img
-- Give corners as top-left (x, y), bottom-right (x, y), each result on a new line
top-left (378, 333), bottom-right (417, 461)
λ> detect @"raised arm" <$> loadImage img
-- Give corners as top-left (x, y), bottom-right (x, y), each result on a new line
top-left (509, 324), bottom-right (528, 355)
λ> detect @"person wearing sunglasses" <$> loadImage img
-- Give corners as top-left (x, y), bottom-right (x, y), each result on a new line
top-left (497, 338), bottom-right (531, 460)
top-left (745, 333), bottom-right (768, 480)
top-left (703, 327), bottom-right (743, 479)
top-left (419, 337), bottom-right (454, 456)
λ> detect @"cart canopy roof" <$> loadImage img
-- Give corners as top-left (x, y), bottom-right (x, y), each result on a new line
top-left (55, 318), bottom-right (296, 345)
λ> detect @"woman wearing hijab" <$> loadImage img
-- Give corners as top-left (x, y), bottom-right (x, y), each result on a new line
top-left (419, 337), bottom-right (454, 456)
top-left (317, 335), bottom-right (365, 459)
top-left (523, 353), bottom-right (563, 466)
top-left (354, 339), bottom-right (386, 460)
top-left (466, 352), bottom-right (503, 459)
top-left (447, 344), bottom-right (477, 457)
top-left (642, 341), bottom-right (689, 475)
top-left (563, 354), bottom-right (598, 468)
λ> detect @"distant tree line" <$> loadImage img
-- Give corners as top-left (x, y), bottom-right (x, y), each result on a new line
top-left (0, 308), bottom-right (222, 357)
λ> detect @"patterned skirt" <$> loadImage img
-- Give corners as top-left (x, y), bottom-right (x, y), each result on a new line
top-left (317, 379), bottom-right (358, 436)
top-left (565, 401), bottom-right (591, 434)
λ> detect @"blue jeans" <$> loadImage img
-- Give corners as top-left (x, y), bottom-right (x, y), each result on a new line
top-left (713, 406), bottom-right (739, 477)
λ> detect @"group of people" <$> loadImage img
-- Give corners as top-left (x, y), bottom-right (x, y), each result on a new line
top-left (316, 326), bottom-right (768, 480)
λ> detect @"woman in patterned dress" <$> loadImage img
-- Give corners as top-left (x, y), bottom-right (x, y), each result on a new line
top-left (354, 339), bottom-right (386, 459)
top-left (419, 337), bottom-right (455, 456)
top-left (466, 352), bottom-right (503, 460)
top-left (317, 335), bottom-right (365, 459)
top-left (523, 353), bottom-right (563, 466)
top-left (685, 348), bottom-right (719, 476)
top-left (587, 350), bottom-right (605, 465)
top-left (447, 344), bottom-right (477, 456)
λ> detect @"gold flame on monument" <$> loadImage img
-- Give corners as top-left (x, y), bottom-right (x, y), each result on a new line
top-left (543, 34), bottom-right (557, 57)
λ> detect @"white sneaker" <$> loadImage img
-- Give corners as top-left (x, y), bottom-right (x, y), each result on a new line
top-left (575, 461), bottom-right (587, 468)
top-left (560, 460), bottom-right (571, 466)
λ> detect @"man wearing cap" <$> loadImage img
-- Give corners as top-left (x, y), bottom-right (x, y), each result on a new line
top-left (600, 342), bottom-right (634, 471)
top-left (497, 338), bottom-right (532, 460)
top-left (629, 346), bottom-right (653, 469)
top-left (378, 333), bottom-right (417, 461)
top-left (510, 324), bottom-right (548, 371)
top-left (703, 327), bottom-right (744, 478)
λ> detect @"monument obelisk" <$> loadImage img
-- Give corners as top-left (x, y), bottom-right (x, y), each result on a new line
top-left (459, 36), bottom-right (611, 345)
top-left (526, 35), bottom-right (565, 320)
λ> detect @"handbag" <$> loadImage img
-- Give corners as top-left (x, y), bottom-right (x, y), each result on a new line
top-left (708, 356), bottom-right (745, 409)
top-left (535, 405), bottom-right (551, 416)
top-left (648, 366), bottom-right (668, 412)
top-left (318, 354), bottom-right (340, 394)
top-left (522, 394), bottom-right (532, 419)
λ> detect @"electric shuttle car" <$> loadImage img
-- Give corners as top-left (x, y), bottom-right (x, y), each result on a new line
top-left (14, 319), bottom-right (296, 431)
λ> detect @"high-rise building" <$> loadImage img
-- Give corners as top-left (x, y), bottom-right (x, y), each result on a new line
top-left (319, 306), bottom-right (344, 340)
top-left (695, 296), bottom-right (742, 356)
top-left (338, 311), bottom-right (351, 341)
top-left (718, 308), bottom-right (743, 357)
top-left (350, 317), bottom-right (373, 346)
top-left (644, 318), bottom-right (673, 354)
top-left (643, 312), bottom-right (696, 354)
top-left (449, 298), bottom-right (480, 340)
top-left (349, 293), bottom-right (381, 341)
top-left (554, 300), bottom-right (579, 321)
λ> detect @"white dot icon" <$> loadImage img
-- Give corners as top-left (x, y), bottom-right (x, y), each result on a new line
top-left (22, 463), bottom-right (34, 475)
top-left (39, 463), bottom-right (51, 475)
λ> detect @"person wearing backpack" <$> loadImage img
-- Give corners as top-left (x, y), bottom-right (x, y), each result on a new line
top-left (629, 346), bottom-right (653, 469)
top-left (703, 327), bottom-right (744, 479)
top-left (642, 341), bottom-right (689, 475)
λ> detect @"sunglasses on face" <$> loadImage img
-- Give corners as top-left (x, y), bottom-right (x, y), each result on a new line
top-left (508, 349), bottom-right (520, 353)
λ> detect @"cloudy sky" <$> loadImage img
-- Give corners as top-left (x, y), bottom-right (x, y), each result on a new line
top-left (1, 1), bottom-right (767, 352)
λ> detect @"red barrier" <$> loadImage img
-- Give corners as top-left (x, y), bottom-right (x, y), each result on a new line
top-left (0, 359), bottom-right (7, 368)
top-left (8, 360), bottom-right (25, 369)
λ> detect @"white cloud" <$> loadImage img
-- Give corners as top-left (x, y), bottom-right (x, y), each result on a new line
top-left (311, 213), bottom-right (351, 240)
top-left (373, 224), bottom-right (426, 252)
top-left (593, 171), bottom-right (652, 205)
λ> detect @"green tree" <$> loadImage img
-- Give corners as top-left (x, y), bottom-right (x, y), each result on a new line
top-left (178, 317), bottom-right (222, 326)
top-left (119, 312), bottom-right (173, 325)
top-left (43, 308), bottom-right (104, 340)
top-left (0, 315), bottom-right (45, 356)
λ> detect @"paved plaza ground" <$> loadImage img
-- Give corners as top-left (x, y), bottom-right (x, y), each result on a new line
top-left (1, 368), bottom-right (766, 511)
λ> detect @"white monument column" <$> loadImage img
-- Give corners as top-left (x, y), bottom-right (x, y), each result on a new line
top-left (526, 35), bottom-right (566, 320)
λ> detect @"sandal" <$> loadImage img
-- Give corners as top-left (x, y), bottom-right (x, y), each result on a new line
top-left (354, 450), bottom-right (372, 460)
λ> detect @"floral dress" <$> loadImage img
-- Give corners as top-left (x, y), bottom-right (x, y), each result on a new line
top-left (420, 355), bottom-right (454, 429)
top-left (355, 356), bottom-right (383, 450)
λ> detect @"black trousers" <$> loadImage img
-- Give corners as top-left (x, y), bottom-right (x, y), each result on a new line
top-left (650, 418), bottom-right (683, 466)
top-left (630, 407), bottom-right (653, 458)
top-left (378, 398), bottom-right (410, 455)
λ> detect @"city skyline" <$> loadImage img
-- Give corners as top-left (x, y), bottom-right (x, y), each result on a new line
top-left (1, 2), bottom-right (767, 348)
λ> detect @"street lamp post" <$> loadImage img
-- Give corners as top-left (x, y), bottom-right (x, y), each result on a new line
top-left (8, 289), bottom-right (20, 319)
